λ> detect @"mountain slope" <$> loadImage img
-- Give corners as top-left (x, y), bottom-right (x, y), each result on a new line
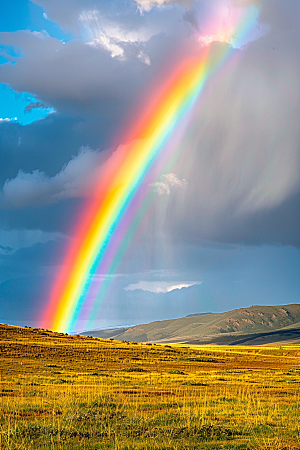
top-left (82, 304), bottom-right (300, 345)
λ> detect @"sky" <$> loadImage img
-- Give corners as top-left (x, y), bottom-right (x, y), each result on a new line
top-left (0, 0), bottom-right (299, 332)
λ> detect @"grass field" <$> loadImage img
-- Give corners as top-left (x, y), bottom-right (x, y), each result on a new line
top-left (0, 323), bottom-right (300, 449)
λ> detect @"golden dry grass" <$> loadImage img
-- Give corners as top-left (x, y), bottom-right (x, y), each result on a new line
top-left (0, 323), bottom-right (300, 449)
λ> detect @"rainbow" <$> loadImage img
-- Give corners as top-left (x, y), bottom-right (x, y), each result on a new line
top-left (43, 4), bottom-right (262, 332)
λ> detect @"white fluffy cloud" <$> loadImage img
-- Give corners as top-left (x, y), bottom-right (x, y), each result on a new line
top-left (0, 117), bottom-right (17, 122)
top-left (124, 280), bottom-right (202, 293)
top-left (150, 173), bottom-right (188, 195)
top-left (79, 9), bottom-right (152, 64)
top-left (134, 0), bottom-right (194, 12)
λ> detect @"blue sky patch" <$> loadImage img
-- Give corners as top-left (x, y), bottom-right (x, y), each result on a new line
top-left (0, 84), bottom-right (54, 125)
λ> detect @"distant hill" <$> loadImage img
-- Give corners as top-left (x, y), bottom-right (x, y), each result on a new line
top-left (82, 304), bottom-right (300, 345)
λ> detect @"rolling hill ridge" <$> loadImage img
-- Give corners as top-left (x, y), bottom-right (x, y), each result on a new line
top-left (82, 304), bottom-right (300, 345)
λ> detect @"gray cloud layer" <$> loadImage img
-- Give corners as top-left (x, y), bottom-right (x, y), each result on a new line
top-left (134, 0), bottom-right (194, 12)
top-left (0, 147), bottom-right (108, 208)
top-left (0, 229), bottom-right (63, 254)
top-left (0, 0), bottom-right (299, 250)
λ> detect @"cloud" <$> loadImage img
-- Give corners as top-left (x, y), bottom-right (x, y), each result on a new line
top-left (134, 0), bottom-right (194, 12)
top-left (152, 25), bottom-right (300, 247)
top-left (0, 30), bottom-right (156, 118)
top-left (150, 173), bottom-right (188, 195)
top-left (30, 0), bottom-right (87, 34)
top-left (0, 0), bottom-right (299, 250)
top-left (30, 0), bottom-right (186, 57)
top-left (79, 9), bottom-right (152, 64)
top-left (232, 0), bottom-right (261, 6)
top-left (0, 245), bottom-right (13, 255)
top-left (0, 117), bottom-right (17, 122)
top-left (1, 2), bottom-right (270, 122)
top-left (0, 147), bottom-right (109, 208)
top-left (183, 9), bottom-right (199, 31)
top-left (24, 101), bottom-right (51, 114)
top-left (0, 229), bottom-right (63, 254)
top-left (0, 113), bottom-right (122, 188)
top-left (124, 280), bottom-right (202, 293)
top-left (196, 1), bottom-right (269, 49)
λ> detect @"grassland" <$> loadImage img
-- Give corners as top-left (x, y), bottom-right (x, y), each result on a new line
top-left (0, 323), bottom-right (300, 449)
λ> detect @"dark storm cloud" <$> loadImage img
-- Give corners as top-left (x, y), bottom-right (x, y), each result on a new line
top-left (0, 113), bottom-right (122, 185)
top-left (171, 192), bottom-right (300, 248)
top-left (144, 13), bottom-right (300, 248)
top-left (0, 147), bottom-right (109, 208)
top-left (0, 4), bottom-right (299, 237)
top-left (1, 8), bottom-right (299, 246)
